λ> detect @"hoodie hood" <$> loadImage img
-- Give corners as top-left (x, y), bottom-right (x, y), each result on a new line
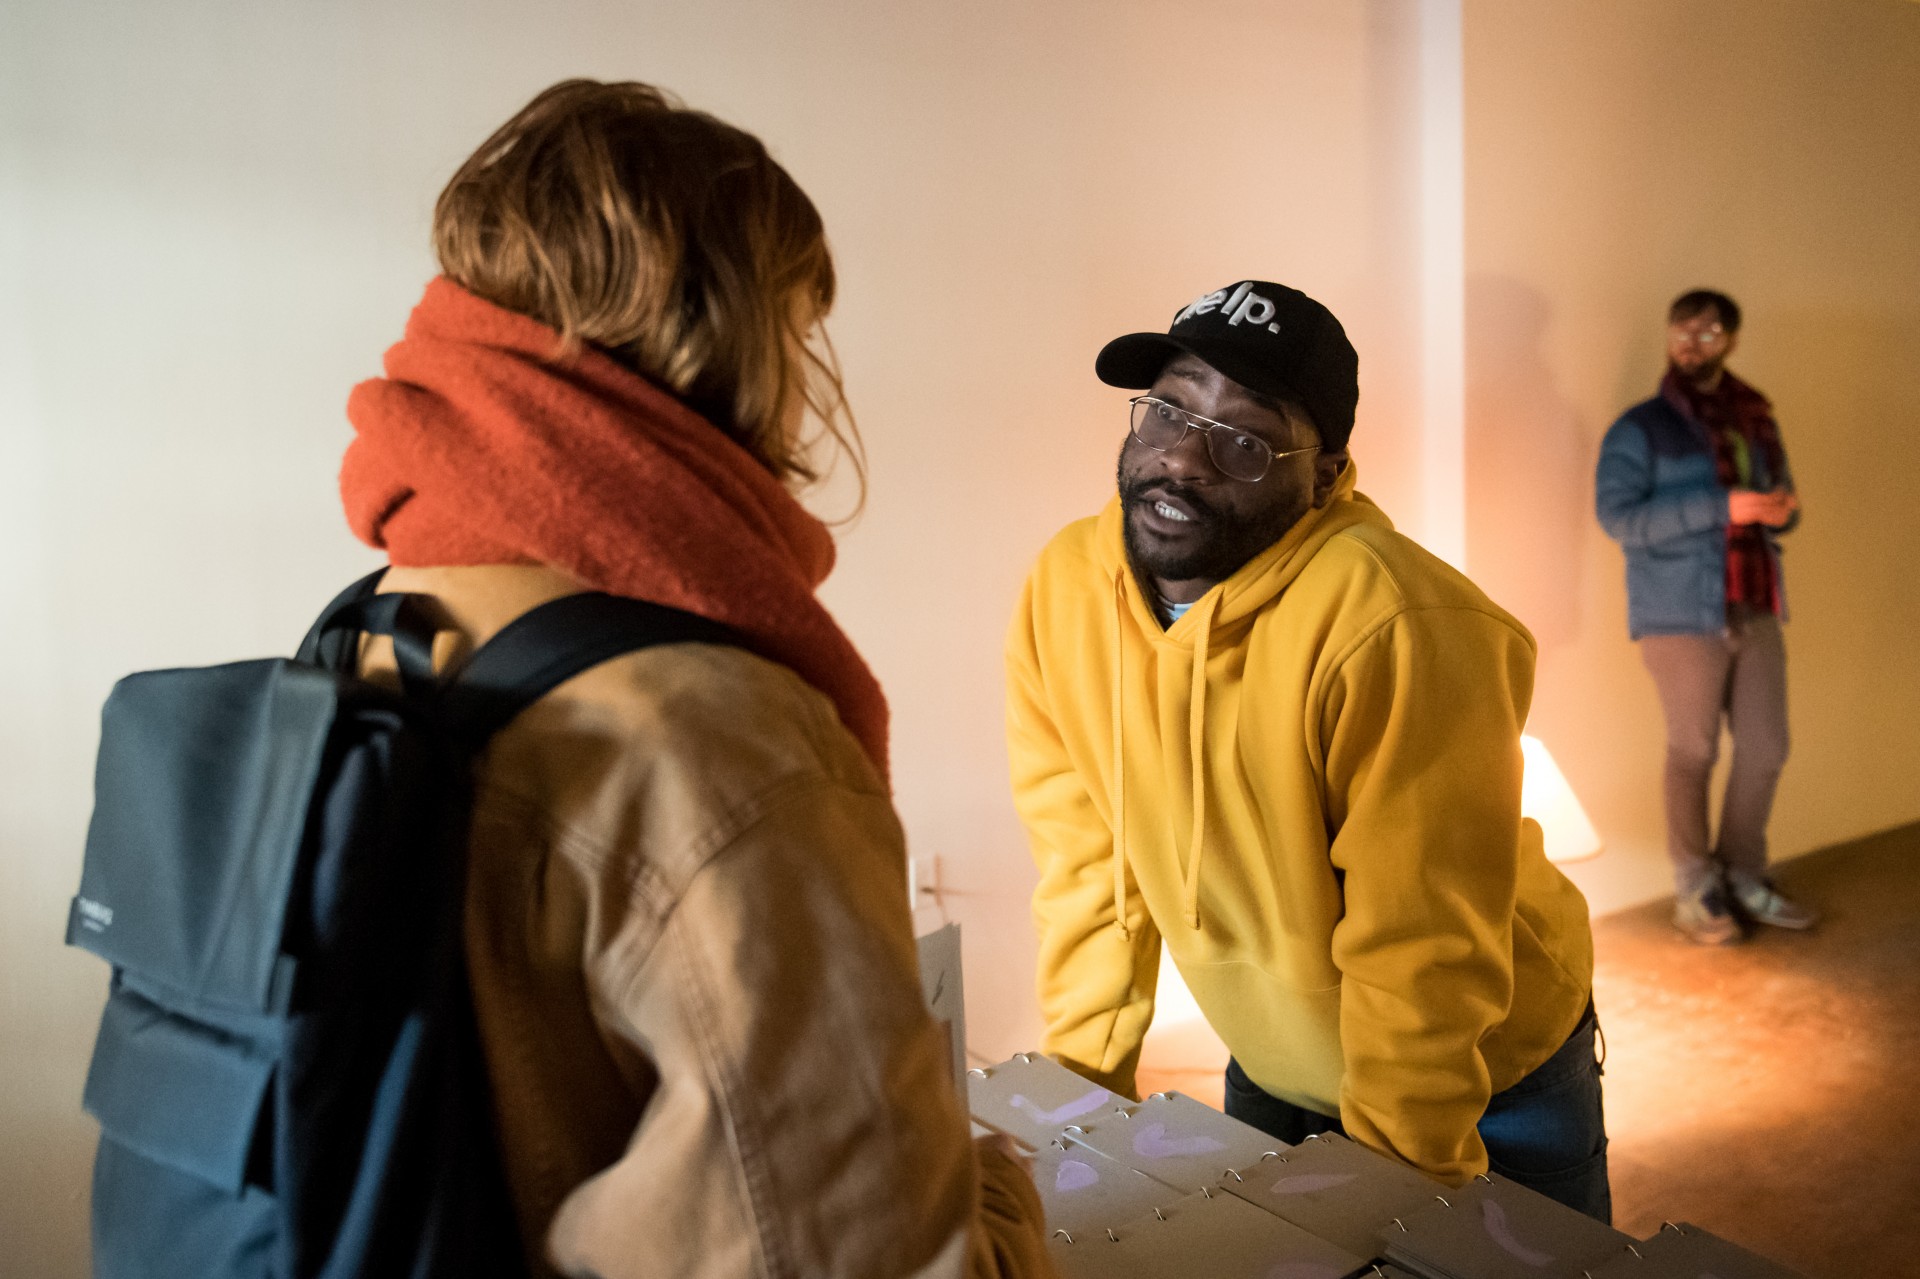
top-left (1096, 461), bottom-right (1387, 641)
top-left (1092, 462), bottom-right (1391, 931)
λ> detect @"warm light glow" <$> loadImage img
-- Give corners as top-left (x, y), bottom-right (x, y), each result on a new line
top-left (1153, 948), bottom-right (1208, 1027)
top-left (1136, 948), bottom-right (1230, 1103)
top-left (1521, 735), bottom-right (1603, 863)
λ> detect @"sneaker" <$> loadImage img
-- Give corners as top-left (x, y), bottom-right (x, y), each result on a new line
top-left (1732, 879), bottom-right (1819, 930)
top-left (1673, 887), bottom-right (1744, 945)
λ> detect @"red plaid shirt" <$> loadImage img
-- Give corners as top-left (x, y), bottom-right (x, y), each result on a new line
top-left (1661, 368), bottom-right (1787, 616)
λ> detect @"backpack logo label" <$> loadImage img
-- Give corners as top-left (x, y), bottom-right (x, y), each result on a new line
top-left (77, 897), bottom-right (114, 932)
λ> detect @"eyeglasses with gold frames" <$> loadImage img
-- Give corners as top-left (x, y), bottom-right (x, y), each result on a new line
top-left (1127, 396), bottom-right (1318, 483)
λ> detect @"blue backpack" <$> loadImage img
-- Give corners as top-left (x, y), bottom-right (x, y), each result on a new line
top-left (66, 573), bottom-right (736, 1278)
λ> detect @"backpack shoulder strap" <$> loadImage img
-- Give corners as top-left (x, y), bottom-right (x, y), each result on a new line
top-left (296, 570), bottom-right (385, 665)
top-left (438, 593), bottom-right (741, 742)
top-left (295, 570), bottom-right (443, 696)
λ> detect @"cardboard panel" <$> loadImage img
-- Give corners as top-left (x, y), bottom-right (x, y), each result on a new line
top-left (1224, 1131), bottom-right (1442, 1260)
top-left (968, 1053), bottom-right (1128, 1149)
top-left (1070, 1090), bottom-right (1291, 1192)
top-left (1382, 1173), bottom-right (1633, 1279)
top-left (1030, 1141), bottom-right (1187, 1238)
top-left (1051, 1186), bottom-right (1369, 1279)
top-left (915, 923), bottom-right (967, 1092)
top-left (1586, 1222), bottom-right (1808, 1279)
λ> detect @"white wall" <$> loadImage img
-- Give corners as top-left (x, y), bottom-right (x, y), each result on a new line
top-left (1, 3), bottom-right (1446, 1270)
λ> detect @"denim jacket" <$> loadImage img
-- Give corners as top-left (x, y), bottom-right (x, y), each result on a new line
top-left (1595, 394), bottom-right (1794, 639)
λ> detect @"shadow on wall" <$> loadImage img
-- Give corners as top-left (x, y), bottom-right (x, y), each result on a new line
top-left (1464, 274), bottom-right (1590, 649)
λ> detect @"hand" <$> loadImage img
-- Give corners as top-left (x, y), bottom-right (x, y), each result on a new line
top-left (1728, 487), bottom-right (1798, 528)
top-left (977, 1131), bottom-right (1035, 1177)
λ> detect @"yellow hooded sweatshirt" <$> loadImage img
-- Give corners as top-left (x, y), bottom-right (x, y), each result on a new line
top-left (1005, 467), bottom-right (1595, 1184)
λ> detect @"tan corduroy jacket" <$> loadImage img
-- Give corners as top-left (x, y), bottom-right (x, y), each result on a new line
top-left (364, 564), bottom-right (1052, 1279)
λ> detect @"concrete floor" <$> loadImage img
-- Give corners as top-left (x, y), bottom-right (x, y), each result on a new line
top-left (1593, 822), bottom-right (1920, 1277)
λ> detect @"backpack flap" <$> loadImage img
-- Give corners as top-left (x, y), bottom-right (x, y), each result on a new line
top-left (83, 984), bottom-right (278, 1194)
top-left (69, 658), bottom-right (341, 1016)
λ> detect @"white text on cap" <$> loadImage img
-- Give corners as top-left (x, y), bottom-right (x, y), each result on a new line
top-left (1174, 281), bottom-right (1283, 334)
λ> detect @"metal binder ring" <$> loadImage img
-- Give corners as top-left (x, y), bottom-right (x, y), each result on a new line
top-left (1153, 1208), bottom-right (1167, 1222)
top-left (966, 1068), bottom-right (988, 1079)
top-left (1434, 1195), bottom-right (1452, 1208)
top-left (1225, 1169), bottom-right (1244, 1182)
top-left (1627, 1244), bottom-right (1643, 1258)
top-left (1015, 1052), bottom-right (1034, 1063)
top-left (1148, 1091), bottom-right (1171, 1101)
top-left (1106, 1229), bottom-right (1120, 1243)
top-left (1474, 1173), bottom-right (1494, 1184)
top-left (1660, 1222), bottom-right (1687, 1236)
top-left (1200, 1186), bottom-right (1213, 1199)
top-left (1052, 1229), bottom-right (1074, 1243)
top-left (1391, 1218), bottom-right (1408, 1232)
top-left (1115, 1107), bottom-right (1132, 1117)
top-left (1062, 1125), bottom-right (1086, 1135)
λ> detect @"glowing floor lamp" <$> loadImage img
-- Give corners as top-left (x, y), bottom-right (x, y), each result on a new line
top-left (1520, 735), bottom-right (1603, 864)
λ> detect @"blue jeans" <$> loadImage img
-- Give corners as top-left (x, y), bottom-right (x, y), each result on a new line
top-left (1222, 1005), bottom-right (1611, 1222)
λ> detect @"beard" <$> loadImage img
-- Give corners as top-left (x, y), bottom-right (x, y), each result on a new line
top-left (1673, 353), bottom-right (1727, 385)
top-left (1117, 459), bottom-right (1311, 589)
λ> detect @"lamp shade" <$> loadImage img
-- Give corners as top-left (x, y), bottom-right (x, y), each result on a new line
top-left (1520, 735), bottom-right (1603, 863)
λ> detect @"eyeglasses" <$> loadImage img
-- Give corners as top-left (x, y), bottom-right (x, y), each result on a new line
top-left (1669, 323), bottom-right (1728, 348)
top-left (1127, 396), bottom-right (1318, 483)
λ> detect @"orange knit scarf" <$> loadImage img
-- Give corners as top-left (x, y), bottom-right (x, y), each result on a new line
top-left (340, 277), bottom-right (889, 779)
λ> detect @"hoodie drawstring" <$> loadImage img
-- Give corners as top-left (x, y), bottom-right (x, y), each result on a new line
top-left (1181, 594), bottom-right (1217, 929)
top-left (1111, 575), bottom-right (1217, 936)
top-left (1111, 576), bottom-right (1131, 939)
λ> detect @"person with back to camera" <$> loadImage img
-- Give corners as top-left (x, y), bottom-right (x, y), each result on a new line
top-left (1596, 290), bottom-right (1814, 946)
top-left (340, 79), bottom-right (1053, 1277)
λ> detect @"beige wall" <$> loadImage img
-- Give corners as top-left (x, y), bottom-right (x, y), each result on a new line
top-left (0, 3), bottom-right (1445, 1270)
top-left (1462, 0), bottom-right (1920, 914)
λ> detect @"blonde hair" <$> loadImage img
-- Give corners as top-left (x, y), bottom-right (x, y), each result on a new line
top-left (433, 79), bottom-right (862, 498)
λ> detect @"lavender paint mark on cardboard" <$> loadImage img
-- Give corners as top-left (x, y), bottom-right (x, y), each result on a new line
top-left (1133, 1122), bottom-right (1226, 1160)
top-left (1009, 1087), bottom-right (1110, 1127)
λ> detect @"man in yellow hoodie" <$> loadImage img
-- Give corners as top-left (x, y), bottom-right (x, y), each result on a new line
top-left (1005, 279), bottom-right (1607, 1220)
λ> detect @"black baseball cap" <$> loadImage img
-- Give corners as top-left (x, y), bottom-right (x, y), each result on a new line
top-left (1095, 280), bottom-right (1359, 449)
